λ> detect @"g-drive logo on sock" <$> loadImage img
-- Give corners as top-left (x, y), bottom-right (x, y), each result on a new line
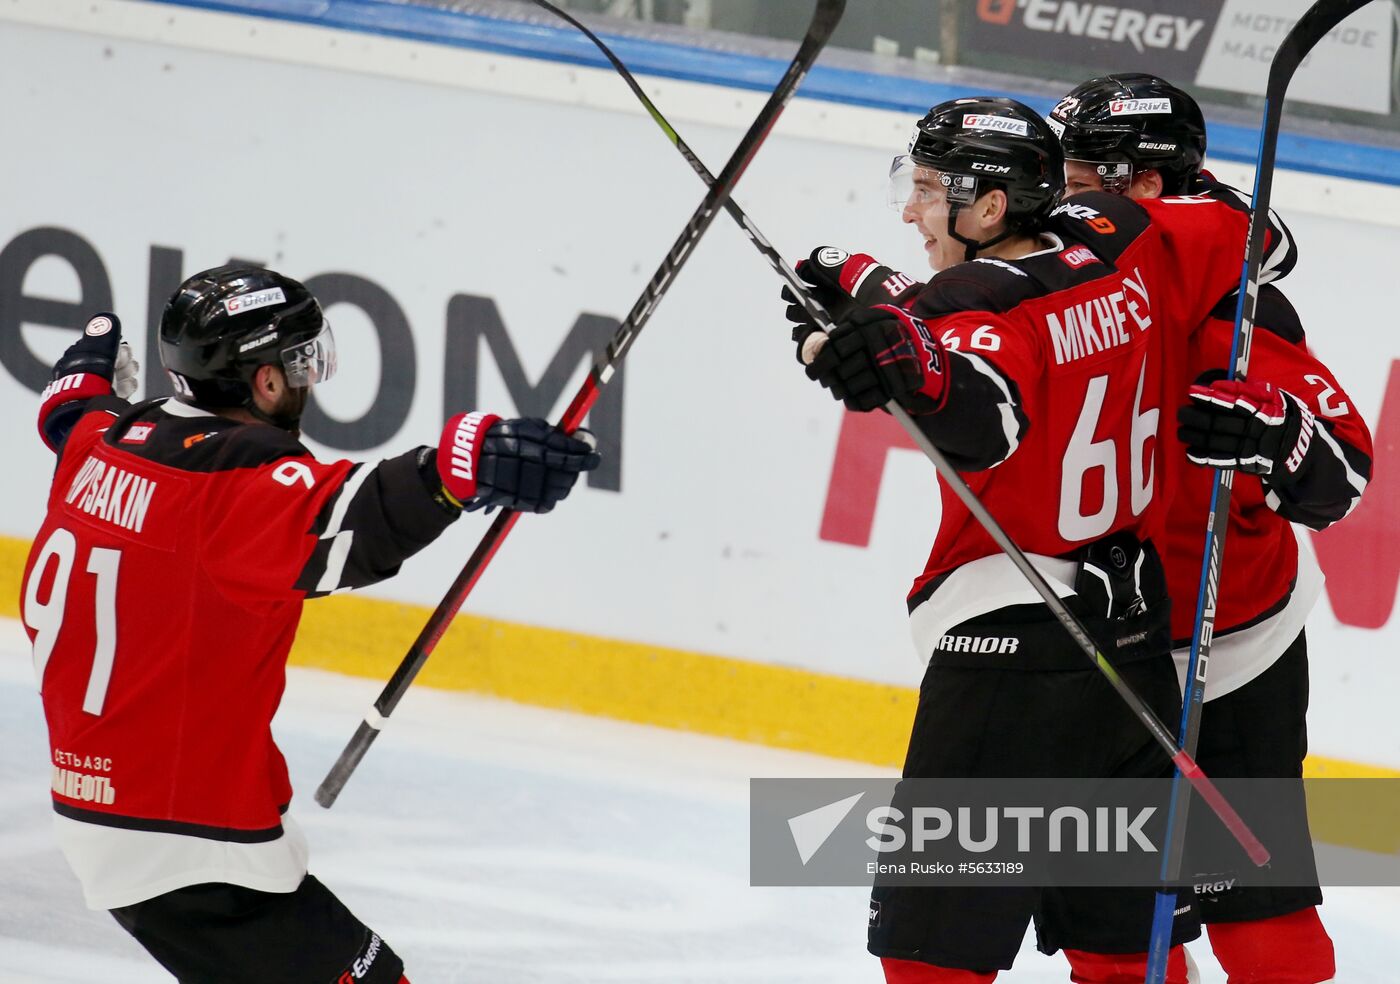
top-left (788, 792), bottom-right (865, 864)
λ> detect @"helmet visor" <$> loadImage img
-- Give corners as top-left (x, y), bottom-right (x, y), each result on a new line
top-left (280, 324), bottom-right (337, 388)
top-left (888, 155), bottom-right (981, 212)
top-left (1065, 159), bottom-right (1133, 196)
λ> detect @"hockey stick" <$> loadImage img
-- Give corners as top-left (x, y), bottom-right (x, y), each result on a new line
top-left (1142, 2), bottom-right (1377, 978)
top-left (314, 0), bottom-right (846, 808)
top-left (530, 0), bottom-right (1270, 864)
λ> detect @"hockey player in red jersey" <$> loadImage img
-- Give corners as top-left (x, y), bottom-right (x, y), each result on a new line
top-left (21, 265), bottom-right (601, 984)
top-left (1050, 73), bottom-right (1373, 984)
top-left (785, 96), bottom-right (1277, 983)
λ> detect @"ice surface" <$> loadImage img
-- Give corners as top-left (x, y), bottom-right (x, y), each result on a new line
top-left (0, 617), bottom-right (1394, 982)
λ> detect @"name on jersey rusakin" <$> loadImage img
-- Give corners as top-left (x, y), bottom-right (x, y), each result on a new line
top-left (63, 456), bottom-right (157, 534)
top-left (1046, 265), bottom-right (1152, 366)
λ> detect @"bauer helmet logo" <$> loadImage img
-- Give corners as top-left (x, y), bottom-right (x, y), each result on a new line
top-left (224, 286), bottom-right (286, 316)
top-left (85, 315), bottom-right (113, 337)
top-left (238, 331), bottom-right (280, 354)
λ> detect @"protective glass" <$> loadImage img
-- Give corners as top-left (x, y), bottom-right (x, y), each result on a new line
top-left (888, 155), bottom-right (980, 212)
top-left (280, 324), bottom-right (337, 388)
top-left (1065, 159), bottom-right (1133, 195)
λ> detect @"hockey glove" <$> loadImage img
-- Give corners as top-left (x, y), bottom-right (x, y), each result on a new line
top-left (437, 413), bottom-right (601, 514)
top-left (1177, 370), bottom-right (1316, 480)
top-left (805, 305), bottom-right (949, 414)
top-left (783, 247), bottom-right (922, 364)
top-left (39, 313), bottom-right (139, 450)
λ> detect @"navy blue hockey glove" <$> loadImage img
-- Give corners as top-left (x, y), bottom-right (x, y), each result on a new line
top-left (437, 414), bottom-right (601, 514)
top-left (1177, 370), bottom-right (1314, 481)
top-left (805, 305), bottom-right (949, 414)
top-left (783, 247), bottom-right (922, 364)
top-left (476, 419), bottom-right (601, 514)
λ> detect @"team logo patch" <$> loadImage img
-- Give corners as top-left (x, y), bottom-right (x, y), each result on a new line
top-left (816, 247), bottom-right (849, 267)
top-left (224, 286), bottom-right (286, 316)
top-left (1109, 98), bottom-right (1172, 116)
top-left (962, 114), bottom-right (1030, 136)
top-left (1061, 246), bottom-right (1099, 269)
top-left (120, 423), bottom-right (155, 445)
top-left (85, 315), bottom-right (113, 337)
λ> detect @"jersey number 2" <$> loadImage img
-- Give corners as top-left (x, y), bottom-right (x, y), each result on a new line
top-left (24, 527), bottom-right (121, 716)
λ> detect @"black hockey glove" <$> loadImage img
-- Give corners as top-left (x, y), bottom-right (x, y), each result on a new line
top-left (40, 313), bottom-right (140, 451)
top-left (783, 247), bottom-right (922, 364)
top-left (50, 312), bottom-right (139, 398)
top-left (1177, 369), bottom-right (1315, 481)
top-left (805, 305), bottom-right (949, 414)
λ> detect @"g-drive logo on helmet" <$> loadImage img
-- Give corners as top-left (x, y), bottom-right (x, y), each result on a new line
top-left (224, 286), bottom-right (286, 316)
top-left (1109, 98), bottom-right (1172, 116)
top-left (962, 114), bottom-right (1030, 137)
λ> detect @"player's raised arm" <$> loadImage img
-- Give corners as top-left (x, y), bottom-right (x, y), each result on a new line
top-left (36, 313), bottom-right (139, 454)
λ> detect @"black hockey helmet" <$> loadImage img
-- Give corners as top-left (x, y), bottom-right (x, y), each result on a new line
top-left (158, 264), bottom-right (336, 410)
top-left (890, 97), bottom-right (1064, 261)
top-left (1047, 73), bottom-right (1207, 195)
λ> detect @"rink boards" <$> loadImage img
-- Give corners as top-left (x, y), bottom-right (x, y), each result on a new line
top-left (0, 0), bottom-right (1396, 773)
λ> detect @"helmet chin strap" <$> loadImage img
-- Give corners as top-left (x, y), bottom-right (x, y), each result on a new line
top-left (946, 204), bottom-right (1017, 262)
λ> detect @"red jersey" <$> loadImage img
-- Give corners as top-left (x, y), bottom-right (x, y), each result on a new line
top-left (902, 191), bottom-right (1250, 651)
top-left (22, 395), bottom-right (457, 907)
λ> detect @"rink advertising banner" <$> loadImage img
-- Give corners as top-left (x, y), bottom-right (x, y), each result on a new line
top-left (962, 0), bottom-right (1223, 80)
top-left (962, 0), bottom-right (1392, 114)
top-left (750, 779), bottom-right (1400, 887)
top-left (1194, 0), bottom-right (1394, 114)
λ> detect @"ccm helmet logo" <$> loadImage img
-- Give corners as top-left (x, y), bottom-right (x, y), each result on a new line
top-left (971, 162), bottom-right (1012, 174)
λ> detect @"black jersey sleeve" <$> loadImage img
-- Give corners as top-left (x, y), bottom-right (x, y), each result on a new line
top-left (908, 263), bottom-right (1037, 471)
top-left (1193, 173), bottom-right (1297, 285)
top-left (294, 449), bottom-right (459, 598)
